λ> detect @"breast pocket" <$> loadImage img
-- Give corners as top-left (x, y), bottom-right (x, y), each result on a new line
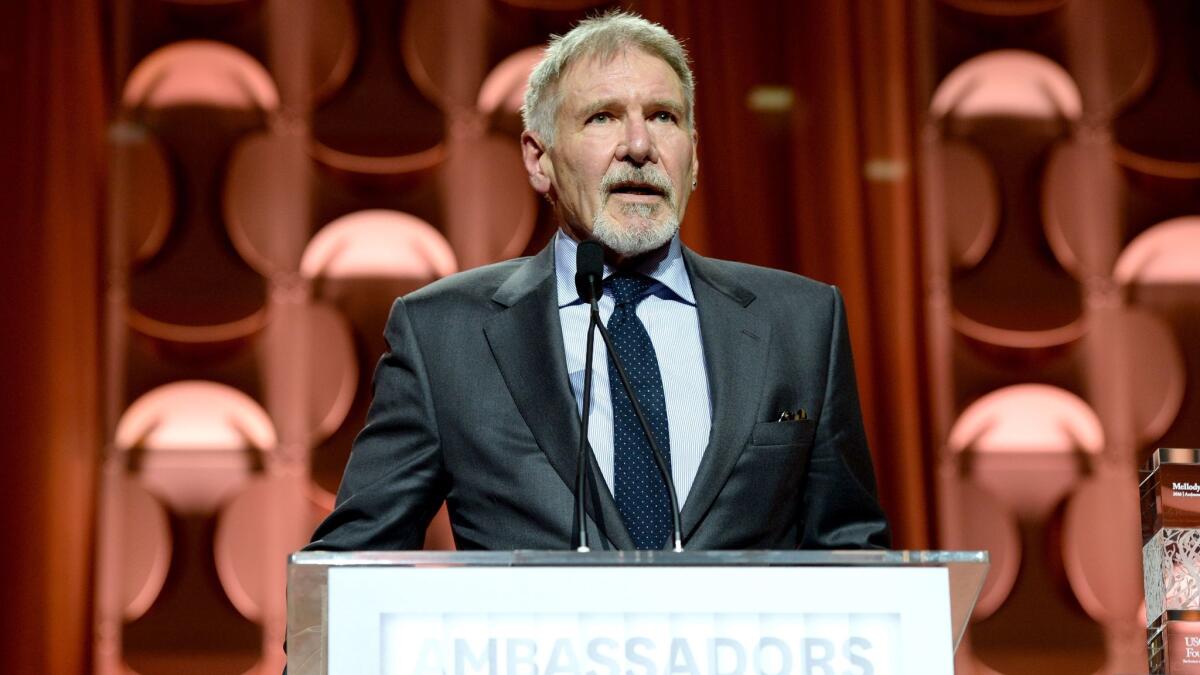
top-left (718, 419), bottom-right (818, 545)
top-left (750, 419), bottom-right (817, 448)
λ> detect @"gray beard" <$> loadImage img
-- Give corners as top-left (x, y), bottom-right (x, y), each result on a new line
top-left (590, 200), bottom-right (680, 258)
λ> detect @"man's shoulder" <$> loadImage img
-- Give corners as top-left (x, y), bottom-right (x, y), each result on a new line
top-left (404, 255), bottom-right (536, 308)
top-left (686, 251), bottom-right (838, 303)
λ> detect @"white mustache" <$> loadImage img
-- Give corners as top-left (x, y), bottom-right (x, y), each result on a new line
top-left (599, 166), bottom-right (675, 201)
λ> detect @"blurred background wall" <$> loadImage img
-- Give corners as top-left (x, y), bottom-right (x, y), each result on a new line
top-left (2, 0), bottom-right (1199, 673)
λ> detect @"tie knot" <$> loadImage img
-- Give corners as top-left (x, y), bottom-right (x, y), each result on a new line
top-left (605, 274), bottom-right (656, 306)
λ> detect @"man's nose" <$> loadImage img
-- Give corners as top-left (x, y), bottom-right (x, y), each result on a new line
top-left (617, 117), bottom-right (658, 165)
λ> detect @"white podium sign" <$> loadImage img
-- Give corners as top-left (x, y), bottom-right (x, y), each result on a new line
top-left (326, 565), bottom-right (952, 675)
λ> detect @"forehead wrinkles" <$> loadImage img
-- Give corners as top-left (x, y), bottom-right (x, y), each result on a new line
top-left (556, 48), bottom-right (686, 121)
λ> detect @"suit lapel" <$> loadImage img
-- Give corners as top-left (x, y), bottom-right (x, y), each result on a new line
top-left (679, 249), bottom-right (771, 543)
top-left (482, 243), bottom-right (635, 550)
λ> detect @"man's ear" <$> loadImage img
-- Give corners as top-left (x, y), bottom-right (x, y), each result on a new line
top-left (690, 127), bottom-right (700, 188)
top-left (521, 131), bottom-right (552, 195)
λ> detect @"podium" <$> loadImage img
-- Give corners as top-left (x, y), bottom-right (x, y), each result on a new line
top-left (288, 550), bottom-right (988, 675)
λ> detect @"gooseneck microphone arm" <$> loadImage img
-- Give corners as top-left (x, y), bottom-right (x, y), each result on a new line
top-left (573, 241), bottom-right (605, 552)
top-left (573, 302), bottom-right (600, 551)
top-left (593, 319), bottom-right (684, 552)
top-left (572, 240), bottom-right (684, 553)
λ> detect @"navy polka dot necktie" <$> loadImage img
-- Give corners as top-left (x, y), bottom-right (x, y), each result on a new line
top-left (605, 273), bottom-right (672, 550)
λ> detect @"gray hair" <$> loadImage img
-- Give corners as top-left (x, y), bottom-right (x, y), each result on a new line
top-left (521, 11), bottom-right (695, 147)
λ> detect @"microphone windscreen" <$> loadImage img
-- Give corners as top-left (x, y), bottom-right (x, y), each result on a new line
top-left (575, 240), bottom-right (604, 302)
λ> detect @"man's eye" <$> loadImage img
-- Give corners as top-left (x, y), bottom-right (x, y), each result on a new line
top-left (651, 111), bottom-right (677, 123)
top-left (587, 112), bottom-right (611, 124)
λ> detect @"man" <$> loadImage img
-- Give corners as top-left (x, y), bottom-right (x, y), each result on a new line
top-left (307, 12), bottom-right (889, 552)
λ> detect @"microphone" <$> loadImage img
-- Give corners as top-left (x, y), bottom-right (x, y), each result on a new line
top-left (575, 240), bottom-right (604, 303)
top-left (572, 241), bottom-right (604, 551)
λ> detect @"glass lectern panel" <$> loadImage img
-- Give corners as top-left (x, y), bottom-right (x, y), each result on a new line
top-left (288, 550), bottom-right (988, 675)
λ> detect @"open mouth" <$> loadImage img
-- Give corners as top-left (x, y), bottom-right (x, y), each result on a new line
top-left (608, 181), bottom-right (667, 198)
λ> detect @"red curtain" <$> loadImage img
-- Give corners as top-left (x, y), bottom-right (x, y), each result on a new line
top-left (0, 1), bottom-right (105, 672)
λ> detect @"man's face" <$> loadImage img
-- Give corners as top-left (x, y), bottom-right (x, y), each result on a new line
top-left (522, 47), bottom-right (698, 261)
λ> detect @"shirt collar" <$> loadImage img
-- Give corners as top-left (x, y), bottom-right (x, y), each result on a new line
top-left (554, 228), bottom-right (696, 308)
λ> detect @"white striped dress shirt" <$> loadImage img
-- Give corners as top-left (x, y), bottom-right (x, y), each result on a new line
top-left (554, 230), bottom-right (712, 507)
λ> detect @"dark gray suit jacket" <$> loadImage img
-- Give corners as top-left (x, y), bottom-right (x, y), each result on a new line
top-left (306, 241), bottom-right (890, 551)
